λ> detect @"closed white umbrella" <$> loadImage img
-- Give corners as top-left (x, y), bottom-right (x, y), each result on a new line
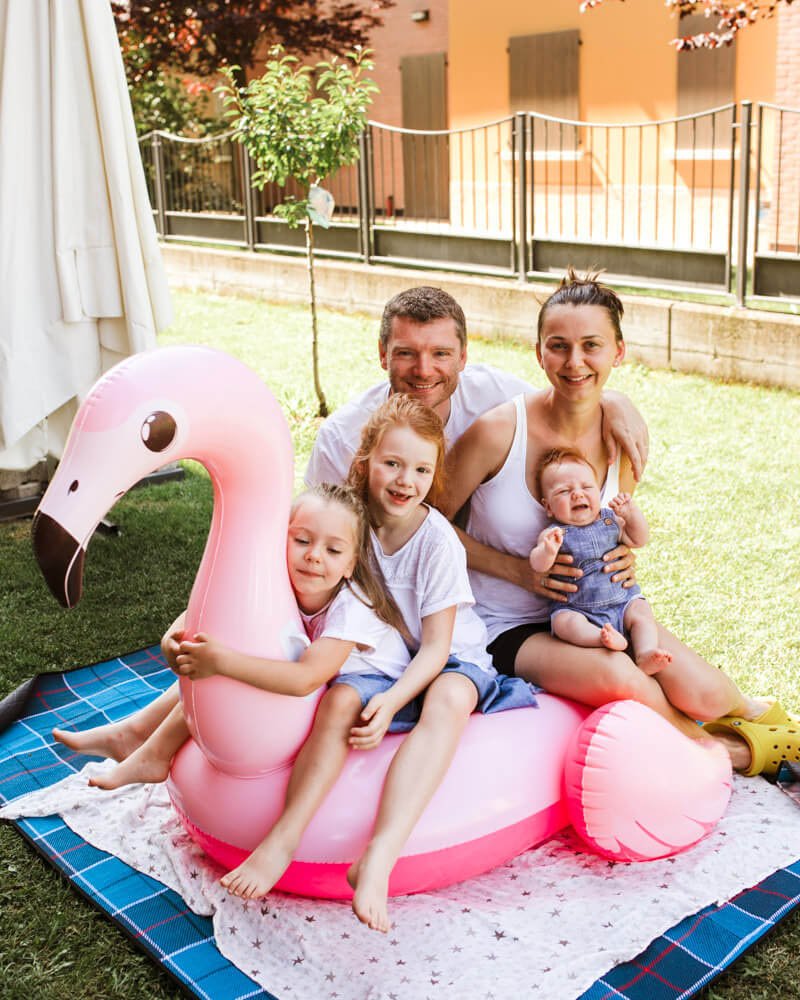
top-left (0, 0), bottom-right (172, 474)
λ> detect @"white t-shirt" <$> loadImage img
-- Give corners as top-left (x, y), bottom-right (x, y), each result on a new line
top-left (371, 506), bottom-right (495, 675)
top-left (304, 363), bottom-right (535, 487)
top-left (299, 584), bottom-right (410, 680)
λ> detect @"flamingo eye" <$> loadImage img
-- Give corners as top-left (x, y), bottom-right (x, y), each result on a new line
top-left (141, 411), bottom-right (176, 452)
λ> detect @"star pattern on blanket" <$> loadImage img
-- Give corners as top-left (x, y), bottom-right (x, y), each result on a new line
top-left (5, 759), bottom-right (800, 1000)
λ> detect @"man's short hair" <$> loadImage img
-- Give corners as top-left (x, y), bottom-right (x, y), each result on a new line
top-left (379, 286), bottom-right (467, 350)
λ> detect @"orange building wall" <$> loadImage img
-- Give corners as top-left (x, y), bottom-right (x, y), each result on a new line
top-left (366, 1), bottom-right (449, 126)
top-left (448, 0), bottom-right (777, 128)
top-left (248, 3), bottom-right (448, 127)
top-left (735, 9), bottom-right (778, 105)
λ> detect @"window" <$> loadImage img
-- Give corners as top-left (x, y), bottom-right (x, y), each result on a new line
top-left (400, 52), bottom-right (449, 219)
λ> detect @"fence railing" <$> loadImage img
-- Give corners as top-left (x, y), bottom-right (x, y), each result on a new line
top-left (139, 101), bottom-right (800, 308)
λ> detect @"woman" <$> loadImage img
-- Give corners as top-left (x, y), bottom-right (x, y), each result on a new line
top-left (440, 270), bottom-right (792, 775)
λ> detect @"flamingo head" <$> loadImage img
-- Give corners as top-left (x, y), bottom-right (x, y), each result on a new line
top-left (32, 345), bottom-right (293, 608)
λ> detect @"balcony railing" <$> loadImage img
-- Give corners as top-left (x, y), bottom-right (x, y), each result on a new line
top-left (139, 102), bottom-right (800, 308)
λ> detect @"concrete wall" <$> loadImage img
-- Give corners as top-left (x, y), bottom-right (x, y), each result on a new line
top-left (161, 244), bottom-right (800, 391)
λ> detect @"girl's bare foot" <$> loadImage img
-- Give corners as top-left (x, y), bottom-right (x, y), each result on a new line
top-left (636, 648), bottom-right (673, 676)
top-left (346, 846), bottom-right (391, 933)
top-left (220, 836), bottom-right (294, 899)
top-left (53, 721), bottom-right (146, 762)
top-left (87, 744), bottom-right (171, 790)
top-left (599, 623), bottom-right (627, 652)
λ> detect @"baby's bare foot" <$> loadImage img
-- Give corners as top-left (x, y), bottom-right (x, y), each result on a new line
top-left (600, 623), bottom-right (628, 652)
top-left (347, 847), bottom-right (391, 933)
top-left (636, 648), bottom-right (673, 676)
top-left (53, 722), bottom-right (144, 762)
top-left (87, 746), bottom-right (170, 790)
top-left (220, 838), bottom-right (294, 899)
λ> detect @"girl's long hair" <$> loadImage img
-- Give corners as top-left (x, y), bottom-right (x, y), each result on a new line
top-left (346, 394), bottom-right (447, 510)
top-left (292, 482), bottom-right (407, 635)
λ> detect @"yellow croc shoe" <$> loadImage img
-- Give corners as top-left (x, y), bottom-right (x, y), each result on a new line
top-left (749, 699), bottom-right (798, 726)
top-left (703, 716), bottom-right (800, 778)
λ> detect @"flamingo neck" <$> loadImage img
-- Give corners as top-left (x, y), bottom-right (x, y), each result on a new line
top-left (183, 449), bottom-right (300, 658)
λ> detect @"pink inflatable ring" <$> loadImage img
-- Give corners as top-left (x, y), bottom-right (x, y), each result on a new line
top-left (32, 346), bottom-right (732, 896)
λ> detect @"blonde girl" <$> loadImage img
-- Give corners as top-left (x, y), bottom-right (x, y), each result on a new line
top-left (54, 483), bottom-right (408, 792)
top-left (336, 394), bottom-right (537, 933)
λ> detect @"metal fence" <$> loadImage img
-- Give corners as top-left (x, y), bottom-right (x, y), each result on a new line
top-left (139, 101), bottom-right (800, 308)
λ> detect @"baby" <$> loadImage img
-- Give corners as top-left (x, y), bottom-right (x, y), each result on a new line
top-left (529, 448), bottom-right (672, 675)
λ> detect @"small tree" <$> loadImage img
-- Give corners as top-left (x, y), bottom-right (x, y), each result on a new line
top-left (219, 47), bottom-right (377, 417)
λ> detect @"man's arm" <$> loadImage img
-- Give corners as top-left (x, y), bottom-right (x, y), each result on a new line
top-left (601, 391), bottom-right (649, 482)
top-left (304, 421), bottom-right (351, 488)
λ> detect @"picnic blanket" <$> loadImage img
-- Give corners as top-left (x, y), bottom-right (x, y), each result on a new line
top-left (3, 648), bottom-right (800, 1000)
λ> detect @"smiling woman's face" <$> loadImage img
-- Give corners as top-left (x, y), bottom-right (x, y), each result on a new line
top-left (536, 304), bottom-right (625, 398)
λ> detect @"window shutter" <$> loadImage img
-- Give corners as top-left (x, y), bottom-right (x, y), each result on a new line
top-left (509, 31), bottom-right (580, 148)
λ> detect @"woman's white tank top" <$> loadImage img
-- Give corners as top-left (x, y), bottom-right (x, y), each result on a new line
top-left (466, 394), bottom-right (620, 643)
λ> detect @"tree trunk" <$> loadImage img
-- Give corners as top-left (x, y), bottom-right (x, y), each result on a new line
top-left (305, 221), bottom-right (329, 418)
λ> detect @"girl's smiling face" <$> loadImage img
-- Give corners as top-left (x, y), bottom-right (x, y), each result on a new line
top-left (286, 496), bottom-right (358, 613)
top-left (366, 424), bottom-right (438, 523)
top-left (536, 304), bottom-right (625, 398)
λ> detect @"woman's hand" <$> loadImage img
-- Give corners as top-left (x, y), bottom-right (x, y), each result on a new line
top-left (603, 544), bottom-right (637, 587)
top-left (349, 691), bottom-right (398, 750)
top-left (527, 552), bottom-right (581, 602)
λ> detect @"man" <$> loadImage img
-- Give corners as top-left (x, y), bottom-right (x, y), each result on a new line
top-left (305, 285), bottom-right (647, 488)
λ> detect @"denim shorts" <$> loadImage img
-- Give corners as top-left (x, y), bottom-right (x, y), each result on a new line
top-left (330, 658), bottom-right (539, 734)
top-left (552, 593), bottom-right (647, 638)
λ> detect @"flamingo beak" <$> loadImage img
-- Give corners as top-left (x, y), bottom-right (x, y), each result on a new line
top-left (31, 511), bottom-right (85, 609)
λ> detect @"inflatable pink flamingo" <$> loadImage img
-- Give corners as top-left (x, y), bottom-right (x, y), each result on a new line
top-left (32, 346), bottom-right (732, 896)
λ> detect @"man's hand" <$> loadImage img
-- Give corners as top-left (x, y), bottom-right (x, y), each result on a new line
top-left (601, 395), bottom-right (649, 482)
top-left (349, 691), bottom-right (399, 750)
top-left (602, 544), bottom-right (637, 586)
top-left (175, 633), bottom-right (227, 681)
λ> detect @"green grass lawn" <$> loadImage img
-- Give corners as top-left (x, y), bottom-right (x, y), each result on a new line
top-left (1, 289), bottom-right (799, 999)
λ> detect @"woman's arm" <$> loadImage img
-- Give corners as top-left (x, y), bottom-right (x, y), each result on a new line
top-left (175, 633), bottom-right (354, 697)
top-left (348, 606), bottom-right (457, 749)
top-left (452, 523), bottom-right (579, 597)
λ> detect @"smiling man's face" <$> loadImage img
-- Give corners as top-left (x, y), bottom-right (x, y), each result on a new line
top-left (379, 315), bottom-right (467, 422)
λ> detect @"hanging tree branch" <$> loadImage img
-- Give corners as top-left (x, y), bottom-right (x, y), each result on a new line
top-left (580, 0), bottom-right (795, 49)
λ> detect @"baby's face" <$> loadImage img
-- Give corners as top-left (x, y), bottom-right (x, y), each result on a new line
top-left (541, 459), bottom-right (601, 526)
